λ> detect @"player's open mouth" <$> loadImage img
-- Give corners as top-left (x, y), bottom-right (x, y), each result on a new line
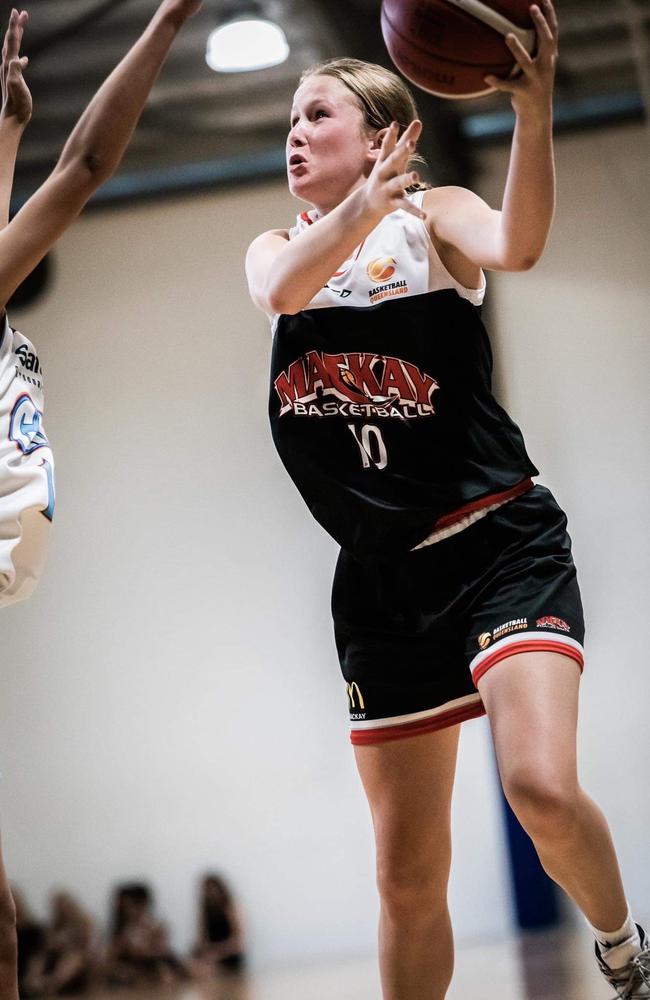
top-left (289, 155), bottom-right (307, 172)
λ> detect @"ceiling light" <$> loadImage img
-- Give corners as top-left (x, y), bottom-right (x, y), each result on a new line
top-left (206, 16), bottom-right (289, 73)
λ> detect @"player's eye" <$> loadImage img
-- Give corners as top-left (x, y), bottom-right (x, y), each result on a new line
top-left (313, 108), bottom-right (328, 120)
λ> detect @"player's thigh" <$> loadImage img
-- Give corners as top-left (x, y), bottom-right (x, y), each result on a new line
top-left (478, 651), bottom-right (581, 799)
top-left (354, 725), bottom-right (460, 890)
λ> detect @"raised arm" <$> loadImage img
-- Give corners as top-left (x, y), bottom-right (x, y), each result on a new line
top-left (0, 9), bottom-right (31, 229)
top-left (246, 119), bottom-right (424, 316)
top-left (0, 0), bottom-right (201, 311)
top-left (425, 0), bottom-right (559, 272)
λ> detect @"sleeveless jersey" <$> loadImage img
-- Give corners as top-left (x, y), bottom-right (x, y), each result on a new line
top-left (0, 313), bottom-right (55, 607)
top-left (268, 191), bottom-right (538, 559)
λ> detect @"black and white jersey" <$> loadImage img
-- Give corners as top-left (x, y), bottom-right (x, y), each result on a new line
top-left (0, 313), bottom-right (54, 607)
top-left (269, 191), bottom-right (538, 559)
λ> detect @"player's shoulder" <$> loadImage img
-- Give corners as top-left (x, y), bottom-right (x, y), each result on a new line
top-left (247, 228), bottom-right (289, 251)
top-left (422, 185), bottom-right (479, 212)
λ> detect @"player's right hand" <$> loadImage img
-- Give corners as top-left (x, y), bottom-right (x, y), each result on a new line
top-left (1, 8), bottom-right (31, 127)
top-left (361, 119), bottom-right (425, 221)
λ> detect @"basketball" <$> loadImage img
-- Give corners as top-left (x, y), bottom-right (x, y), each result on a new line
top-left (380, 0), bottom-right (537, 99)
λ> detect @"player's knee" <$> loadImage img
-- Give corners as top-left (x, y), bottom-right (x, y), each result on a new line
top-left (376, 850), bottom-right (450, 916)
top-left (502, 767), bottom-right (579, 842)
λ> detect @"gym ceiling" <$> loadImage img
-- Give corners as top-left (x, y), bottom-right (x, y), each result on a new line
top-left (8, 0), bottom-right (649, 207)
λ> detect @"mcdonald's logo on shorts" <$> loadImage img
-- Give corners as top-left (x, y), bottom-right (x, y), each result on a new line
top-left (346, 682), bottom-right (365, 712)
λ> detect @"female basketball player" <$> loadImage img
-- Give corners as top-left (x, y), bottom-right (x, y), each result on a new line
top-left (246, 2), bottom-right (648, 997)
top-left (0, 3), bottom-right (200, 996)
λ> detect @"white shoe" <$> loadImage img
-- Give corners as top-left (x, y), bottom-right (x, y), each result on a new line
top-left (596, 925), bottom-right (650, 998)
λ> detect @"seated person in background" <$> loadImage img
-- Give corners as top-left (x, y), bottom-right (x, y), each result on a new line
top-left (21, 891), bottom-right (97, 996)
top-left (11, 887), bottom-right (45, 996)
top-left (105, 883), bottom-right (183, 987)
top-left (192, 874), bottom-right (246, 979)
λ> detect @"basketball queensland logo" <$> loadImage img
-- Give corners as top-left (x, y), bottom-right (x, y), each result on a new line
top-left (366, 256), bottom-right (409, 305)
top-left (274, 350), bottom-right (439, 420)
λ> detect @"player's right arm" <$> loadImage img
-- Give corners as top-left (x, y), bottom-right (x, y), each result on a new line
top-left (0, 0), bottom-right (201, 313)
top-left (246, 119), bottom-right (424, 316)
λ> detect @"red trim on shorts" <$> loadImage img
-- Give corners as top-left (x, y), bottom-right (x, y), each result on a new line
top-left (350, 700), bottom-right (486, 746)
top-left (472, 639), bottom-right (584, 686)
top-left (433, 478), bottom-right (534, 531)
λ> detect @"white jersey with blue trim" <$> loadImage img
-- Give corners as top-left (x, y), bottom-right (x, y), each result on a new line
top-left (0, 313), bottom-right (54, 608)
top-left (271, 189), bottom-right (485, 330)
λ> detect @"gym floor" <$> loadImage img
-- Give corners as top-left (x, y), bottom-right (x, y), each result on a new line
top-left (83, 929), bottom-right (611, 999)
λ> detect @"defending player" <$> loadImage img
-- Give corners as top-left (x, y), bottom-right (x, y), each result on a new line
top-left (246, 1), bottom-right (649, 997)
top-left (0, 3), bottom-right (200, 997)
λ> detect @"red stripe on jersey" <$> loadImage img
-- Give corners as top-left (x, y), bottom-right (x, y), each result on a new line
top-left (433, 477), bottom-right (534, 531)
top-left (350, 700), bottom-right (485, 746)
top-left (300, 211), bottom-right (313, 225)
top-left (472, 639), bottom-right (584, 686)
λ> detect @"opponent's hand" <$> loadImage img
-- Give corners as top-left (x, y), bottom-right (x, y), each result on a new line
top-left (484, 0), bottom-right (558, 116)
top-left (362, 119), bottom-right (425, 221)
top-left (1, 8), bottom-right (31, 127)
top-left (157, 0), bottom-right (203, 29)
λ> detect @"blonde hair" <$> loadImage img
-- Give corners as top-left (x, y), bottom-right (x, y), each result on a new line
top-left (299, 58), bottom-right (428, 188)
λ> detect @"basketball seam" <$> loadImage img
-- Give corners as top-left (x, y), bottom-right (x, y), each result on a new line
top-left (381, 5), bottom-right (514, 71)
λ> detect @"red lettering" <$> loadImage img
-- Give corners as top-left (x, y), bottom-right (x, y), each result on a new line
top-left (305, 350), bottom-right (333, 395)
top-left (344, 354), bottom-right (383, 398)
top-left (380, 357), bottom-right (415, 402)
top-left (274, 359), bottom-right (307, 409)
top-left (402, 361), bottom-right (439, 405)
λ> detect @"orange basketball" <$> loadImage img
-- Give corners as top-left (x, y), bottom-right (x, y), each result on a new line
top-left (380, 0), bottom-right (536, 99)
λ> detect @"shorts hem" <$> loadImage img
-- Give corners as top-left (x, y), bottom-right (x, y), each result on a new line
top-left (470, 633), bottom-right (585, 686)
top-left (349, 697), bottom-right (485, 746)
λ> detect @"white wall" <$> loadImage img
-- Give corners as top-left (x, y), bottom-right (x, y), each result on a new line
top-left (1, 179), bottom-right (512, 965)
top-left (478, 122), bottom-right (650, 917)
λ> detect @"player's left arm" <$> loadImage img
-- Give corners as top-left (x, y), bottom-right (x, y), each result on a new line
top-left (425, 0), bottom-right (559, 272)
top-left (0, 9), bottom-right (31, 230)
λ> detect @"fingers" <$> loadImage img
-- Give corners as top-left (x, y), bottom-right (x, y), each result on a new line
top-left (398, 197), bottom-right (427, 221)
top-left (531, 4), bottom-right (554, 48)
top-left (538, 0), bottom-right (558, 42)
top-left (3, 9), bottom-right (27, 64)
top-left (8, 55), bottom-right (27, 78)
top-left (379, 118), bottom-right (422, 161)
top-left (378, 121), bottom-right (398, 160)
top-left (395, 170), bottom-right (420, 190)
top-left (505, 32), bottom-right (533, 73)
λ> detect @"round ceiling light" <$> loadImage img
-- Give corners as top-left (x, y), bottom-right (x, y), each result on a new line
top-left (206, 18), bottom-right (290, 73)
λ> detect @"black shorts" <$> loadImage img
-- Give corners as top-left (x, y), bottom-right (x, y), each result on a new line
top-left (332, 485), bottom-right (585, 746)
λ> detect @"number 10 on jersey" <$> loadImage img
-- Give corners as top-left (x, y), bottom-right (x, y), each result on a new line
top-left (347, 423), bottom-right (388, 470)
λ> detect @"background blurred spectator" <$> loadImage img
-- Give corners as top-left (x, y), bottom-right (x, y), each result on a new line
top-left (12, 886), bottom-right (46, 996)
top-left (21, 891), bottom-right (97, 996)
top-left (192, 873), bottom-right (246, 981)
top-left (105, 882), bottom-right (184, 987)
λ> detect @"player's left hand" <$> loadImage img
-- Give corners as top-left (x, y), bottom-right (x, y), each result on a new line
top-left (1, 8), bottom-right (32, 127)
top-left (484, 0), bottom-right (558, 115)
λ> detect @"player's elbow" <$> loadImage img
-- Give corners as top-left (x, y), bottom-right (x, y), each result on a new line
top-left (263, 282), bottom-right (303, 316)
top-left (502, 251), bottom-right (541, 272)
top-left (56, 147), bottom-right (112, 192)
top-left (516, 253), bottom-right (540, 271)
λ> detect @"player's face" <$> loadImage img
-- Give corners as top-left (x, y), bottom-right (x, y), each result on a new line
top-left (287, 75), bottom-right (373, 211)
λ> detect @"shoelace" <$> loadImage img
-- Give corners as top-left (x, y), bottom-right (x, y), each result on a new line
top-left (609, 945), bottom-right (650, 999)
